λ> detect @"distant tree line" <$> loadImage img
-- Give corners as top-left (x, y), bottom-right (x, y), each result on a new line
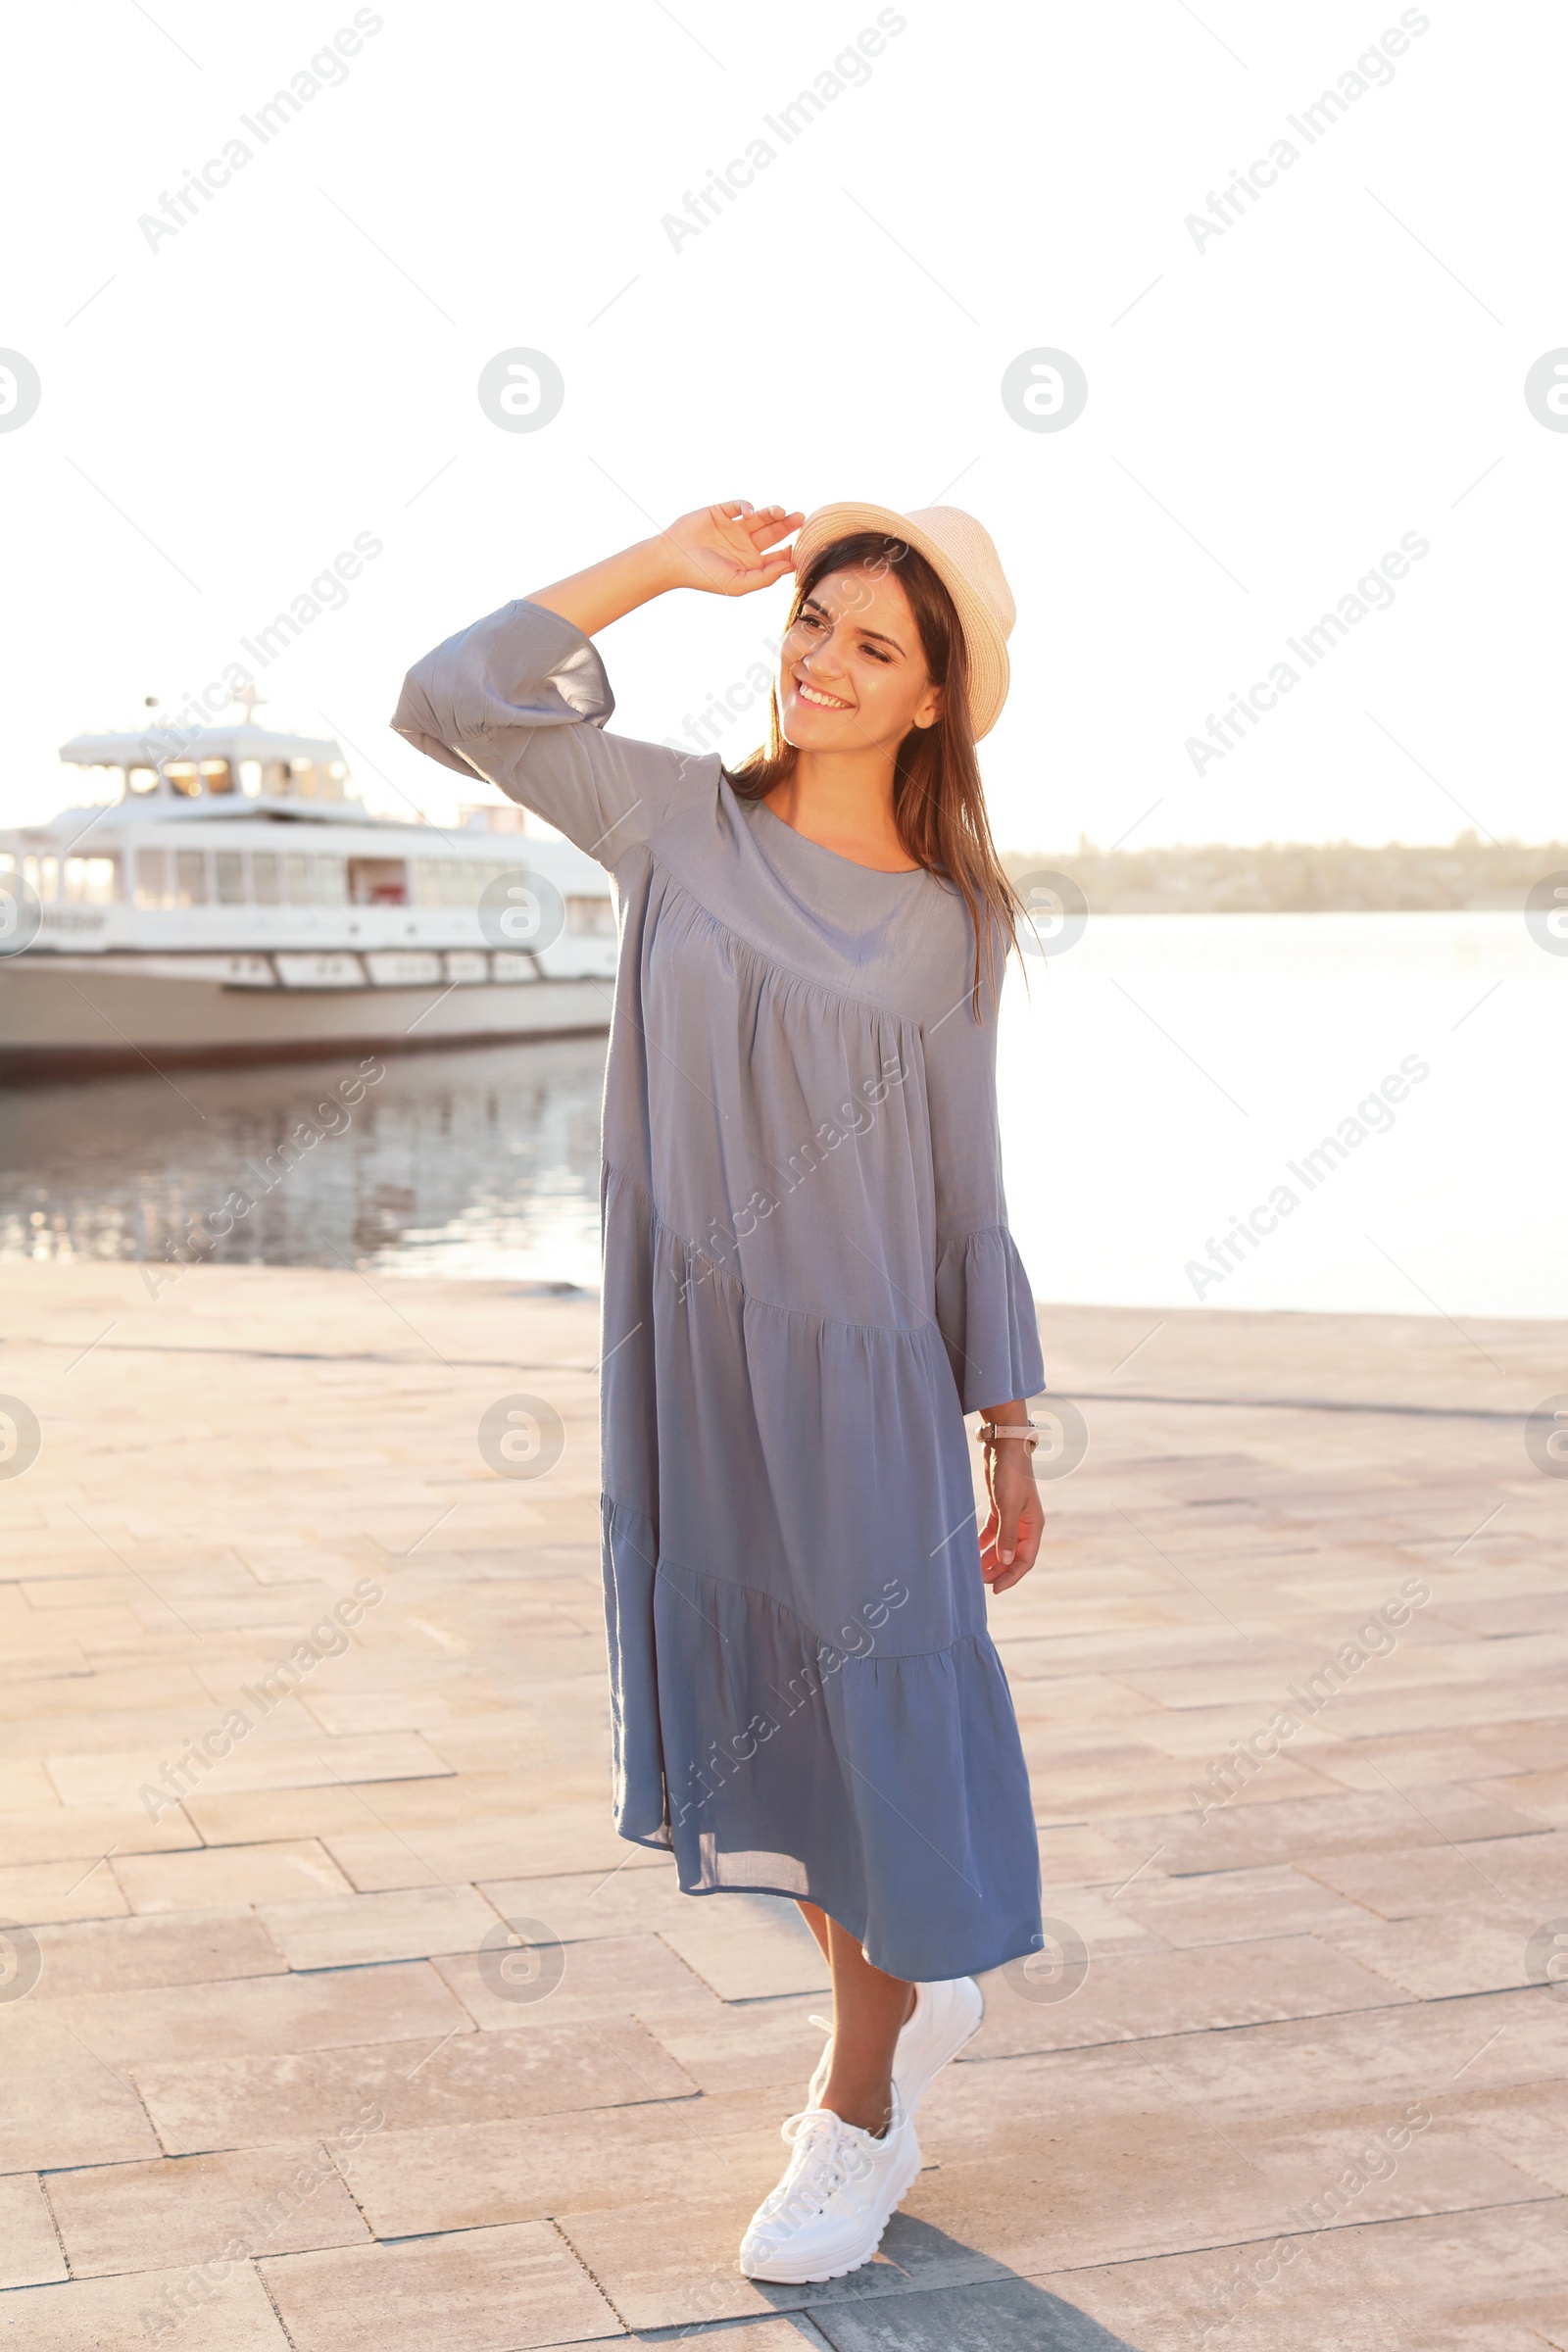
top-left (1003, 834), bottom-right (1568, 912)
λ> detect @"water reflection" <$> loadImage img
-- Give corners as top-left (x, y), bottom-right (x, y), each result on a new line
top-left (0, 1035), bottom-right (609, 1287)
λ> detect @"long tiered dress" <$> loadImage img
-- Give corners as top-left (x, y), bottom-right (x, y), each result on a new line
top-left (394, 600), bottom-right (1046, 1981)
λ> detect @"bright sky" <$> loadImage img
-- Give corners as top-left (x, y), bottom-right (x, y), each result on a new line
top-left (3, 1), bottom-right (1560, 852)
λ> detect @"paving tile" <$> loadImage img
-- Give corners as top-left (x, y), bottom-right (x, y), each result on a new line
top-left (1315, 1906), bottom-right (1549, 1999)
top-left (0, 1797), bottom-right (199, 1864)
top-left (558, 2197), bottom-right (1010, 2330)
top-left (634, 1993), bottom-right (829, 2098)
top-left (1035, 1825), bottom-right (1161, 1888)
top-left (257, 1884), bottom-right (503, 1968)
top-left (0, 2259), bottom-right (290, 2349)
top-left (133, 2018), bottom-right (699, 2153)
top-left (657, 1894), bottom-right (831, 2001)
top-left (6, 1269), bottom-right (1567, 2350)
top-left (1109, 1862), bottom-right (1379, 1948)
top-left (0, 1855), bottom-right (130, 1925)
top-left (0, 2172), bottom-right (67, 2287)
top-left (968, 1935), bottom-right (1412, 2057)
top-left (319, 1810), bottom-right (634, 1888)
top-left (112, 1839), bottom-right (353, 1913)
top-left (1296, 1829), bottom-right (1568, 1921)
top-left (1106, 1788), bottom-right (1544, 1875)
top-left (1450, 2094), bottom-right (1568, 2199)
top-left (335, 2103), bottom-right (782, 2236)
top-left (1484, 1766), bottom-right (1568, 1825)
top-left (46, 1732), bottom-right (454, 1806)
top-left (25, 1958), bottom-right (470, 2064)
top-left (21, 1908), bottom-right (286, 2000)
top-left (260, 2222), bottom-right (621, 2349)
top-left (47, 2139), bottom-right (371, 2276)
top-left (805, 2277), bottom-right (1142, 2350)
top-left (431, 1930), bottom-right (714, 2029)
top-left (475, 1863), bottom-right (707, 1944)
top-left (0, 2052), bottom-right (162, 2174)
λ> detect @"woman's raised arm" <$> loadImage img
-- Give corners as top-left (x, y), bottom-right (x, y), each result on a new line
top-left (391, 503), bottom-right (800, 866)
top-left (527, 502), bottom-right (802, 636)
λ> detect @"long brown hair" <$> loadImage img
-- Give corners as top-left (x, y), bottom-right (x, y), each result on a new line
top-left (726, 531), bottom-right (1021, 1020)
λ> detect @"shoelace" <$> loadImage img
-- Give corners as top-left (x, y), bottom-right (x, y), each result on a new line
top-left (770, 2107), bottom-right (871, 2214)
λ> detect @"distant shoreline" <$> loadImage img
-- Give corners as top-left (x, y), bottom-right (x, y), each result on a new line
top-left (1002, 837), bottom-right (1568, 914)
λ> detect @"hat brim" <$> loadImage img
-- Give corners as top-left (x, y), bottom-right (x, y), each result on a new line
top-left (789, 502), bottom-right (1010, 740)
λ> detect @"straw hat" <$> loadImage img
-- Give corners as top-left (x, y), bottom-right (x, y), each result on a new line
top-left (789, 502), bottom-right (1015, 739)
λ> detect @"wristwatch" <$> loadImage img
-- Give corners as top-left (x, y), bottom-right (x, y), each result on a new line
top-left (975, 1417), bottom-right (1041, 1453)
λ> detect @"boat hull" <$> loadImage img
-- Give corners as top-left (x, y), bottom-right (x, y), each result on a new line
top-left (0, 957), bottom-right (612, 1079)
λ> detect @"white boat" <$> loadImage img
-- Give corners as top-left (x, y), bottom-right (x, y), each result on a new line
top-left (0, 706), bottom-right (616, 1079)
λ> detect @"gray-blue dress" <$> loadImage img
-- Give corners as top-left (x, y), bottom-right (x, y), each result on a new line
top-left (394, 600), bottom-right (1046, 1981)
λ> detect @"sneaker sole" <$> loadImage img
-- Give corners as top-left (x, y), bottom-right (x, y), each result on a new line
top-left (738, 2135), bottom-right (924, 2283)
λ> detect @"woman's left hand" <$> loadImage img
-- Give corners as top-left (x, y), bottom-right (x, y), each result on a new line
top-left (979, 1445), bottom-right (1044, 1593)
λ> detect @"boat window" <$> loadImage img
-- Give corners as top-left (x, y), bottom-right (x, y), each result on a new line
top-left (285, 854), bottom-right (345, 905)
top-left (239, 760), bottom-right (263, 797)
top-left (127, 765), bottom-right (159, 795)
top-left (200, 760), bottom-right (235, 795)
top-left (251, 851), bottom-right (280, 905)
top-left (566, 896), bottom-right (615, 937)
top-left (262, 761), bottom-right (290, 797)
top-left (291, 759), bottom-right (317, 799)
top-left (175, 850), bottom-right (210, 906)
top-left (166, 762), bottom-right (203, 797)
top-left (136, 849), bottom-right (171, 908)
top-left (214, 850), bottom-right (246, 905)
top-left (63, 856), bottom-right (119, 905)
top-left (347, 857), bottom-right (409, 906)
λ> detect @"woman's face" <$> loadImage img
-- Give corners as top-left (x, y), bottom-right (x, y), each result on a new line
top-left (777, 565), bottom-right (942, 757)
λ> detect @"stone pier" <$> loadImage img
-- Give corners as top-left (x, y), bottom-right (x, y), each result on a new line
top-left (0, 1261), bottom-right (1564, 2348)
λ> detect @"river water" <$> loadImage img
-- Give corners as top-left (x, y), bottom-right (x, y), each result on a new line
top-left (1, 914), bottom-right (1560, 1319)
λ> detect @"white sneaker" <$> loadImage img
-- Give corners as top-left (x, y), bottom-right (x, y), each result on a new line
top-left (806, 1976), bottom-right (983, 2120)
top-left (739, 2089), bottom-right (922, 2283)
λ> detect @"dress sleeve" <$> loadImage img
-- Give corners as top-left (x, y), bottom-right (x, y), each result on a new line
top-left (390, 598), bottom-right (705, 867)
top-left (923, 944), bottom-right (1046, 1415)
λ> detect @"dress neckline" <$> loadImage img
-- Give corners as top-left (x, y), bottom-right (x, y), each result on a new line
top-left (748, 797), bottom-right (924, 879)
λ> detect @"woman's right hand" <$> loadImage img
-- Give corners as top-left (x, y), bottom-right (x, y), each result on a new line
top-left (529, 503), bottom-right (803, 639)
top-left (658, 503), bottom-right (804, 598)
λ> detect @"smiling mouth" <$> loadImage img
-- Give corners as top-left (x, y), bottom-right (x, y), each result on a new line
top-left (793, 676), bottom-right (854, 711)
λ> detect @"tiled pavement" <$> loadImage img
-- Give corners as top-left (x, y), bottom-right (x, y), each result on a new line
top-left (1, 1258), bottom-right (1565, 2349)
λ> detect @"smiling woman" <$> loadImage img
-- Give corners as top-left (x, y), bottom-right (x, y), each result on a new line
top-left (728, 516), bottom-right (1020, 1010)
top-left (392, 498), bottom-right (1047, 2288)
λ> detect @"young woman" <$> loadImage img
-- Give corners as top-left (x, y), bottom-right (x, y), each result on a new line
top-left (394, 500), bottom-right (1046, 2283)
